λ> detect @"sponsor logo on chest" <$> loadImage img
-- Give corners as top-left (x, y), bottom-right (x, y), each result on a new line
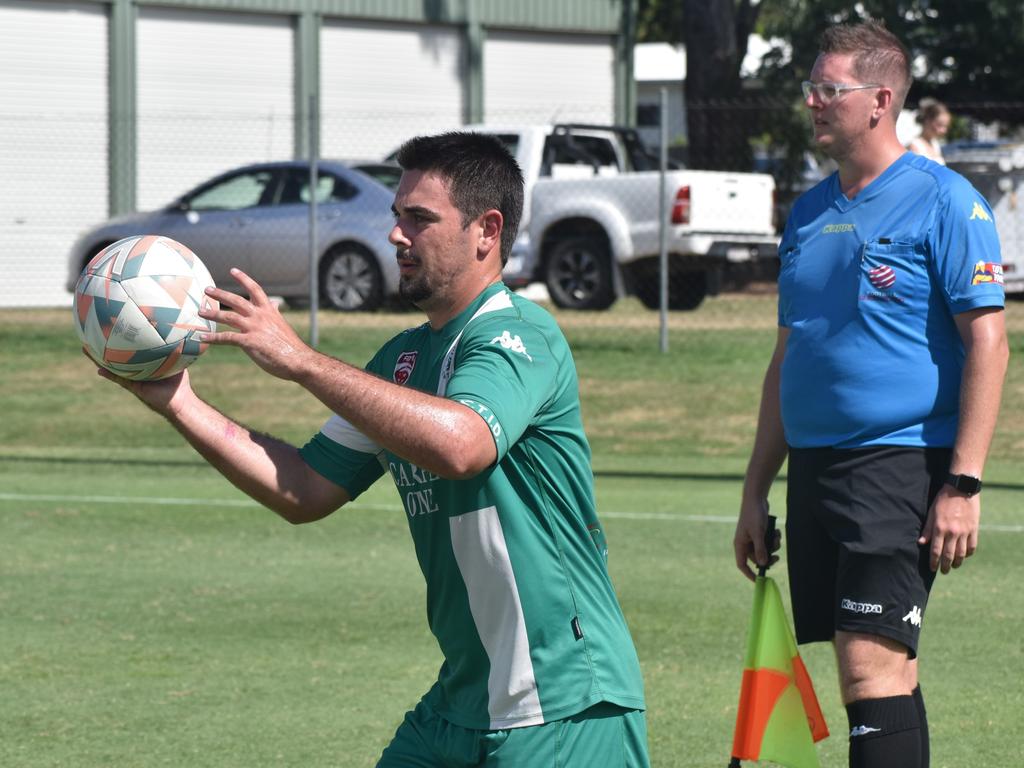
top-left (389, 459), bottom-right (440, 517)
top-left (867, 264), bottom-right (896, 290)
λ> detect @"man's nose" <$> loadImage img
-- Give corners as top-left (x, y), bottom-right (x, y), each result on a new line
top-left (389, 223), bottom-right (410, 247)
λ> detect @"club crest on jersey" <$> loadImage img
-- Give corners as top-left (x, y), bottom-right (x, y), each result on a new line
top-left (868, 264), bottom-right (896, 290)
top-left (971, 260), bottom-right (1004, 286)
top-left (394, 351), bottom-right (418, 385)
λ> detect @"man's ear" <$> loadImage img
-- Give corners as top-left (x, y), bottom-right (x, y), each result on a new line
top-left (872, 86), bottom-right (895, 120)
top-left (477, 209), bottom-right (503, 258)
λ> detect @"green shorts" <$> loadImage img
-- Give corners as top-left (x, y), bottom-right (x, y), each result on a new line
top-left (376, 699), bottom-right (650, 768)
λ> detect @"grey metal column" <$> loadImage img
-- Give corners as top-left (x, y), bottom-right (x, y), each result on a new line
top-left (108, 0), bottom-right (136, 216)
top-left (295, 8), bottom-right (319, 159)
top-left (658, 87), bottom-right (669, 353)
top-left (465, 2), bottom-right (484, 124)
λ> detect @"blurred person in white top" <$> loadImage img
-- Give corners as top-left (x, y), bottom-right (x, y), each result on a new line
top-left (907, 98), bottom-right (950, 165)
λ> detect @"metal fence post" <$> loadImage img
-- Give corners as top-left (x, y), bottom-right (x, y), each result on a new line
top-left (308, 93), bottom-right (319, 349)
top-left (658, 86), bottom-right (669, 354)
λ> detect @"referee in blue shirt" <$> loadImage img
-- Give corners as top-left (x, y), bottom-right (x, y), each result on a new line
top-left (734, 20), bottom-right (1009, 768)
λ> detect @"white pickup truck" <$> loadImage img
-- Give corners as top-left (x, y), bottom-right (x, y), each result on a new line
top-left (478, 124), bottom-right (780, 310)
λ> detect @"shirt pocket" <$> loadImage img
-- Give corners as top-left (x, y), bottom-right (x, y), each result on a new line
top-left (857, 240), bottom-right (924, 313)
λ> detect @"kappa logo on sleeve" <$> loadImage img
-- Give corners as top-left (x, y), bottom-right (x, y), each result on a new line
top-left (971, 260), bottom-right (1004, 286)
top-left (393, 351), bottom-right (418, 385)
top-left (969, 201), bottom-right (993, 222)
top-left (490, 330), bottom-right (533, 361)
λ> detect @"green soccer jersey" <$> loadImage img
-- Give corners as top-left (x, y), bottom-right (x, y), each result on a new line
top-left (299, 283), bottom-right (645, 730)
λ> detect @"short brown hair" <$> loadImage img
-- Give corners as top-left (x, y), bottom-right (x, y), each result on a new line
top-left (396, 132), bottom-right (524, 266)
top-left (820, 20), bottom-right (912, 114)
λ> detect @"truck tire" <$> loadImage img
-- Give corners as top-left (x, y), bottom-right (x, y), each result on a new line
top-left (635, 268), bottom-right (708, 311)
top-left (544, 236), bottom-right (615, 310)
top-left (320, 244), bottom-right (383, 311)
top-left (668, 269), bottom-right (708, 311)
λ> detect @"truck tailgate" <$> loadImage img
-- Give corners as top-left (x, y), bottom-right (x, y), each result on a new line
top-left (679, 171), bottom-right (776, 234)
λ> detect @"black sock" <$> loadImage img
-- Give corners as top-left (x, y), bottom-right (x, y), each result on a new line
top-left (846, 695), bottom-right (921, 768)
top-left (912, 685), bottom-right (929, 768)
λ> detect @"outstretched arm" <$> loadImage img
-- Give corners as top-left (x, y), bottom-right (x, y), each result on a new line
top-left (919, 307), bottom-right (1009, 573)
top-left (734, 327), bottom-right (790, 580)
top-left (199, 269), bottom-right (497, 480)
top-left (95, 364), bottom-right (349, 524)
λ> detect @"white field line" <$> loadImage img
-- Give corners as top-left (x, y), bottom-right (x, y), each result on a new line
top-left (2, 492), bottom-right (1022, 533)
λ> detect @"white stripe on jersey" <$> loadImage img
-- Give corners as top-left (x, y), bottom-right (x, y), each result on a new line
top-left (320, 414), bottom-right (381, 455)
top-left (437, 289), bottom-right (514, 396)
top-left (449, 505), bottom-right (544, 729)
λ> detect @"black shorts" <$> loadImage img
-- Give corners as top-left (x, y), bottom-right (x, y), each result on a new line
top-left (785, 445), bottom-right (950, 658)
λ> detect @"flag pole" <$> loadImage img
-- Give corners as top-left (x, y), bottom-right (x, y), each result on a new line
top-left (729, 512), bottom-right (777, 768)
top-left (759, 513), bottom-right (777, 578)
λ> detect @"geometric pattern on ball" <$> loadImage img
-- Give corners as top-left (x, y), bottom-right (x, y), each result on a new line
top-left (73, 234), bottom-right (218, 380)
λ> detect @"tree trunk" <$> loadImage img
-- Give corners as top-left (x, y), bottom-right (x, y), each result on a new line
top-left (683, 0), bottom-right (760, 170)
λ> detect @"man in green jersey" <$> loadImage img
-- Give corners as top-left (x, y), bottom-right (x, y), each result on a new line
top-left (94, 132), bottom-right (648, 767)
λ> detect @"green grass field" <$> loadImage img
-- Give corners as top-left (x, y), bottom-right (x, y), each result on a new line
top-left (2, 295), bottom-right (1022, 767)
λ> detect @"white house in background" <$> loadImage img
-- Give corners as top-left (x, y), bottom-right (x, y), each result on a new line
top-left (634, 36), bottom-right (781, 151)
top-left (634, 42), bottom-right (687, 149)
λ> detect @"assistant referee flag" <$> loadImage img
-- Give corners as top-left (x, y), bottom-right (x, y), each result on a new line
top-left (730, 575), bottom-right (829, 768)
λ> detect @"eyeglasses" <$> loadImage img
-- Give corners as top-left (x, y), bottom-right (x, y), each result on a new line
top-left (801, 81), bottom-right (882, 104)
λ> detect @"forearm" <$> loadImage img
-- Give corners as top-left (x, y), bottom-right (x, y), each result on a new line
top-left (293, 351), bottom-right (494, 479)
top-left (165, 393), bottom-right (334, 522)
top-left (951, 325), bottom-right (1009, 476)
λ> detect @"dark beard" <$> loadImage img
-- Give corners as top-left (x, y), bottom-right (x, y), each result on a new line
top-left (398, 273), bottom-right (432, 305)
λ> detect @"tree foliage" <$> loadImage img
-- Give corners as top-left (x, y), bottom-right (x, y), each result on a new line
top-left (636, 0), bottom-right (1024, 171)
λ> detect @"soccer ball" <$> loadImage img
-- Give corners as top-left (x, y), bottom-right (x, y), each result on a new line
top-left (73, 235), bottom-right (217, 380)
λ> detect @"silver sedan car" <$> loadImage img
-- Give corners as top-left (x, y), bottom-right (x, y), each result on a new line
top-left (66, 160), bottom-right (401, 311)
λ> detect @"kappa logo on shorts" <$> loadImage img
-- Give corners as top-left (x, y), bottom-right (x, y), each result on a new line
top-left (841, 598), bottom-right (883, 615)
top-left (850, 725), bottom-right (883, 738)
top-left (902, 605), bottom-right (923, 627)
top-left (393, 351), bottom-right (418, 385)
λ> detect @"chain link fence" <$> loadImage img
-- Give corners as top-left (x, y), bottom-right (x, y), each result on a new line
top-left (5, 99), bottom-right (1024, 339)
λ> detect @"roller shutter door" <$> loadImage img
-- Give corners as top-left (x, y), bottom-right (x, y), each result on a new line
top-left (320, 20), bottom-right (465, 160)
top-left (136, 8), bottom-right (294, 211)
top-left (484, 31), bottom-right (615, 125)
top-left (0, 0), bottom-right (107, 307)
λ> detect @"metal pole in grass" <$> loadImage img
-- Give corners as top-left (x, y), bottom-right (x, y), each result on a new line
top-left (307, 93), bottom-right (320, 349)
top-left (658, 86), bottom-right (669, 353)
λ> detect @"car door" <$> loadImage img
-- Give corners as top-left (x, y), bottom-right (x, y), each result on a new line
top-left (244, 167), bottom-right (360, 291)
top-left (167, 167), bottom-right (282, 290)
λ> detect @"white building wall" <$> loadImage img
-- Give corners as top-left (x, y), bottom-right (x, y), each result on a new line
top-left (483, 31), bottom-right (615, 125)
top-left (136, 7), bottom-right (295, 211)
top-left (320, 20), bottom-right (466, 160)
top-left (0, 0), bottom-right (108, 307)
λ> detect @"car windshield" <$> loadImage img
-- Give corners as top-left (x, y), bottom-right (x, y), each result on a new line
top-left (186, 170), bottom-right (276, 211)
top-left (353, 164), bottom-right (402, 190)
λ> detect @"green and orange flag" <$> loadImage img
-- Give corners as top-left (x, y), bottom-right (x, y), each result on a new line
top-left (730, 574), bottom-right (829, 768)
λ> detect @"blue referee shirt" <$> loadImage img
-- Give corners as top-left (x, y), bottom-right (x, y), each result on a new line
top-left (778, 152), bottom-right (1004, 449)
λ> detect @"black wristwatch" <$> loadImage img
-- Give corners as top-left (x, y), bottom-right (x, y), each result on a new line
top-left (946, 473), bottom-right (983, 496)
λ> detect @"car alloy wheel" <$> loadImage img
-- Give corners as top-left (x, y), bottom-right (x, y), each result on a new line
top-left (320, 245), bottom-right (383, 311)
top-left (544, 236), bottom-right (615, 310)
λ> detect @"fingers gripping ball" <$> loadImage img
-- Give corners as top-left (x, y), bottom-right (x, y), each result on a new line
top-left (73, 235), bottom-right (218, 380)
